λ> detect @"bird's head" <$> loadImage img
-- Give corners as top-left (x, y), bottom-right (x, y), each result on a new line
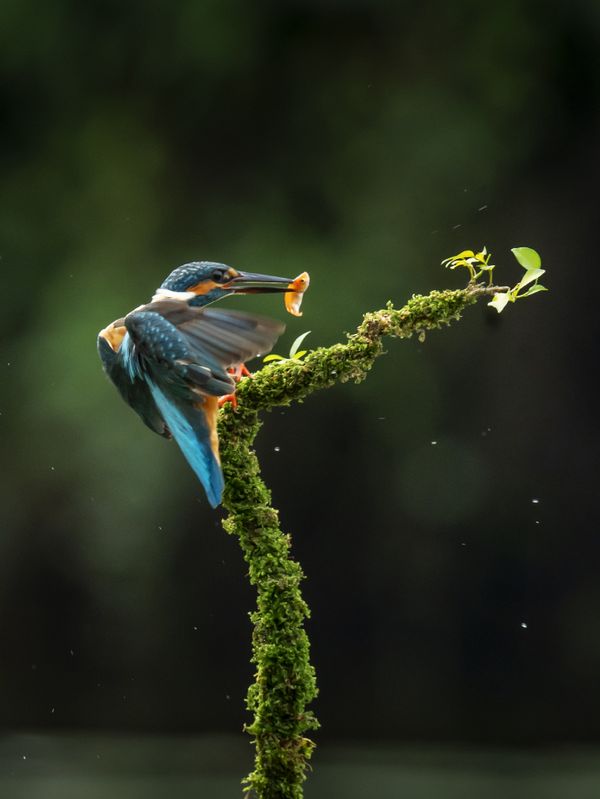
top-left (155, 261), bottom-right (293, 307)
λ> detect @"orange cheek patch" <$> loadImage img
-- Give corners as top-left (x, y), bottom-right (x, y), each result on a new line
top-left (189, 280), bottom-right (220, 296)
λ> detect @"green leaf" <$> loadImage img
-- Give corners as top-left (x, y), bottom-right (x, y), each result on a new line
top-left (289, 330), bottom-right (311, 358)
top-left (511, 247), bottom-right (541, 271)
top-left (292, 350), bottom-right (307, 360)
top-left (263, 354), bottom-right (284, 363)
top-left (518, 267), bottom-right (545, 290)
top-left (452, 249), bottom-right (475, 260)
top-left (519, 283), bottom-right (548, 298)
top-left (488, 292), bottom-right (511, 313)
top-left (442, 250), bottom-right (474, 265)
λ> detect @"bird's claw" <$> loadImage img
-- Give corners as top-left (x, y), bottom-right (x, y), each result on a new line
top-left (218, 392), bottom-right (238, 409)
top-left (227, 363), bottom-right (252, 382)
top-left (219, 363), bottom-right (253, 409)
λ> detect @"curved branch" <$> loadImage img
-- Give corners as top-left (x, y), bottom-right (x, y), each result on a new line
top-left (230, 284), bottom-right (502, 413)
top-left (217, 282), bottom-right (498, 798)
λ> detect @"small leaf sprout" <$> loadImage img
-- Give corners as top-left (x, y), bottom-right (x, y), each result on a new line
top-left (442, 247), bottom-right (495, 284)
top-left (263, 331), bottom-right (312, 363)
top-left (442, 245), bottom-right (548, 313)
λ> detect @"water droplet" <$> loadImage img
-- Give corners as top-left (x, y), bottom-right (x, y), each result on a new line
top-left (50, 466), bottom-right (55, 471)
top-left (22, 755), bottom-right (27, 760)
top-left (274, 446), bottom-right (280, 452)
top-left (452, 223), bottom-right (462, 230)
top-left (532, 498), bottom-right (540, 504)
top-left (225, 694), bottom-right (231, 700)
top-left (193, 626), bottom-right (198, 631)
top-left (158, 525), bottom-right (163, 531)
top-left (535, 520), bottom-right (540, 525)
top-left (460, 542), bottom-right (467, 547)
top-left (478, 205), bottom-right (488, 212)
top-left (520, 622), bottom-right (528, 629)
top-left (51, 707), bottom-right (55, 714)
top-left (431, 440), bottom-right (437, 446)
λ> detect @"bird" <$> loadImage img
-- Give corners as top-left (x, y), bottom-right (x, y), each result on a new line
top-left (98, 261), bottom-right (294, 507)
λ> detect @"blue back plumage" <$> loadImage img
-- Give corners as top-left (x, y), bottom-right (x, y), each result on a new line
top-left (148, 380), bottom-right (224, 508)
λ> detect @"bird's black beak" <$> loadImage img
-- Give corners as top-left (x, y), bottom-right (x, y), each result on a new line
top-left (227, 271), bottom-right (294, 294)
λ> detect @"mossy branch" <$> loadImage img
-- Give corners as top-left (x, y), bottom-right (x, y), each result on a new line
top-left (217, 282), bottom-right (503, 798)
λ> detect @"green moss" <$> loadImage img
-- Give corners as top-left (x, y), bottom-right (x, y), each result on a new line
top-left (220, 410), bottom-right (318, 799)
top-left (217, 284), bottom-right (498, 797)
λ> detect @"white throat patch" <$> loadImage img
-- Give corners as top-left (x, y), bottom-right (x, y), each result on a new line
top-left (151, 287), bottom-right (196, 303)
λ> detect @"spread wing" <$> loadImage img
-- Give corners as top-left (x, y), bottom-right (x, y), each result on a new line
top-left (122, 301), bottom-right (285, 506)
top-left (125, 301), bottom-right (285, 398)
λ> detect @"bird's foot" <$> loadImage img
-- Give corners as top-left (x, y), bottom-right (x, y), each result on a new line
top-left (227, 363), bottom-right (252, 382)
top-left (220, 364), bottom-right (252, 408)
top-left (218, 392), bottom-right (238, 409)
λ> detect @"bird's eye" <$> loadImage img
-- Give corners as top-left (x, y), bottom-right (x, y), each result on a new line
top-left (211, 269), bottom-right (229, 283)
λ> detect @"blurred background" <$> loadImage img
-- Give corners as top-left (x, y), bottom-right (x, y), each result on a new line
top-left (1, 0), bottom-right (599, 796)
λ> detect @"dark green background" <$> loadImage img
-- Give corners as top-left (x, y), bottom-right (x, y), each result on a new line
top-left (1, 0), bottom-right (599, 792)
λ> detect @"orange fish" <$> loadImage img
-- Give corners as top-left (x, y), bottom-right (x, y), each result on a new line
top-left (285, 272), bottom-right (310, 317)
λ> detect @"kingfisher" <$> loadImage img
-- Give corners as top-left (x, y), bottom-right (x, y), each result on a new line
top-left (98, 261), bottom-right (295, 507)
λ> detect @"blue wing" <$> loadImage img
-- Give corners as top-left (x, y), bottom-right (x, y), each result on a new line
top-left (120, 300), bottom-right (284, 506)
top-left (97, 327), bottom-right (170, 438)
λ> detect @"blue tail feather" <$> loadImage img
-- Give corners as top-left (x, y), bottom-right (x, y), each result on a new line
top-left (148, 381), bottom-right (224, 507)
